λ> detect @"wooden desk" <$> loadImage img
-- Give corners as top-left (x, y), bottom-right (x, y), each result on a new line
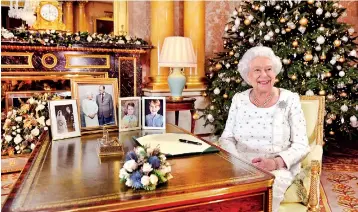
top-left (166, 98), bottom-right (196, 133)
top-left (3, 124), bottom-right (274, 212)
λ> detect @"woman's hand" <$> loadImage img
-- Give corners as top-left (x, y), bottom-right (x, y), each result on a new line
top-left (252, 157), bottom-right (276, 171)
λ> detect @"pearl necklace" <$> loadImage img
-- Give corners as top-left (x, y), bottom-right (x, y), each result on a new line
top-left (251, 90), bottom-right (274, 108)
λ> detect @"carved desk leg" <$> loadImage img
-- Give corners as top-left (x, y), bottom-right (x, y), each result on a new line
top-left (308, 160), bottom-right (321, 212)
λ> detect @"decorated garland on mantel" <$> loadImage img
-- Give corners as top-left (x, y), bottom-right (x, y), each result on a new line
top-left (1, 27), bottom-right (149, 48)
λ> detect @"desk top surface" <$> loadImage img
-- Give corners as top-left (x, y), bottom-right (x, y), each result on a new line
top-left (4, 124), bottom-right (273, 212)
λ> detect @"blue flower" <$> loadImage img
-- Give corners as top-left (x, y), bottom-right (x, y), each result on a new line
top-left (125, 151), bottom-right (137, 162)
top-left (130, 171), bottom-right (143, 189)
top-left (148, 156), bottom-right (160, 169)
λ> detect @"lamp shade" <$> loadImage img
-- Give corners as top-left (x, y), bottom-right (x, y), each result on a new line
top-left (158, 36), bottom-right (197, 68)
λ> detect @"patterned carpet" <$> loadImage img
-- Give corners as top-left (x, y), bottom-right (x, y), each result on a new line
top-left (321, 149), bottom-right (358, 212)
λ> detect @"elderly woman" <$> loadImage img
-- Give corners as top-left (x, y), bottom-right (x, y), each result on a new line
top-left (82, 92), bottom-right (99, 127)
top-left (219, 46), bottom-right (310, 212)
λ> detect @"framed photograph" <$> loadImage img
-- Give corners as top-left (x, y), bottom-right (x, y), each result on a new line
top-left (119, 97), bottom-right (141, 132)
top-left (71, 78), bottom-right (118, 131)
top-left (49, 99), bottom-right (81, 140)
top-left (142, 97), bottom-right (166, 130)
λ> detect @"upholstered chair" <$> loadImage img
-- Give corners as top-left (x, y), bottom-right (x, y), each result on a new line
top-left (279, 96), bottom-right (325, 212)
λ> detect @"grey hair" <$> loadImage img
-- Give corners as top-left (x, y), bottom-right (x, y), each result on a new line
top-left (237, 46), bottom-right (283, 85)
top-left (85, 92), bottom-right (93, 98)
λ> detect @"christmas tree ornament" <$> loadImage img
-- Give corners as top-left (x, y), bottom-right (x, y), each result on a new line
top-left (340, 92), bottom-right (347, 97)
top-left (236, 79), bottom-right (241, 83)
top-left (264, 35), bottom-right (270, 41)
top-left (332, 12), bottom-right (338, 18)
top-left (283, 59), bottom-right (290, 65)
top-left (329, 114), bottom-right (337, 120)
top-left (249, 38), bottom-right (254, 43)
top-left (307, 0), bottom-right (314, 4)
top-left (350, 115), bottom-right (357, 123)
top-left (234, 53), bottom-right (240, 58)
top-left (202, 92), bottom-right (207, 97)
top-left (259, 22), bottom-right (265, 27)
top-left (326, 72), bottom-right (332, 77)
top-left (299, 17), bottom-right (308, 26)
top-left (319, 90), bottom-right (326, 96)
top-left (306, 71), bottom-right (311, 77)
top-left (234, 60), bottom-right (239, 64)
top-left (336, 65), bottom-right (342, 70)
top-left (225, 63), bottom-right (230, 69)
top-left (333, 39), bottom-right (341, 47)
top-left (285, 28), bottom-right (292, 33)
top-left (280, 17), bottom-right (286, 23)
top-left (229, 51), bottom-right (234, 56)
top-left (254, 5), bottom-right (259, 10)
top-left (213, 88), bottom-right (220, 95)
top-left (223, 94), bottom-right (228, 98)
top-left (206, 114), bottom-right (214, 122)
top-left (330, 59), bottom-right (336, 65)
top-left (291, 75), bottom-right (297, 80)
top-left (210, 105), bottom-right (215, 110)
top-left (235, 17), bottom-right (240, 26)
top-left (215, 63), bottom-right (222, 70)
top-left (244, 19), bottom-right (251, 25)
top-left (325, 12), bottom-right (331, 18)
top-left (240, 32), bottom-right (245, 37)
top-left (281, 30), bottom-right (286, 35)
top-left (316, 36), bottom-right (325, 44)
top-left (318, 26), bottom-right (325, 31)
top-left (275, 5), bottom-right (281, 10)
top-left (313, 55), bottom-right (319, 63)
top-left (341, 36), bottom-right (348, 42)
top-left (339, 71), bottom-right (345, 77)
top-left (316, 8), bottom-right (323, 15)
top-left (315, 1), bottom-right (322, 7)
top-left (341, 104), bottom-right (348, 112)
top-left (248, 15), bottom-right (254, 21)
top-left (349, 50), bottom-right (357, 57)
top-left (320, 53), bottom-right (326, 60)
top-left (259, 5), bottom-right (265, 12)
top-left (193, 112), bottom-right (200, 120)
top-left (275, 28), bottom-right (280, 33)
top-left (304, 52), bottom-right (313, 61)
top-left (339, 57), bottom-right (345, 63)
top-left (292, 40), bottom-right (298, 47)
top-left (266, 21), bottom-right (272, 26)
top-left (275, 78), bottom-right (280, 83)
top-left (341, 117), bottom-right (345, 123)
top-left (225, 78), bottom-right (231, 83)
top-left (315, 45), bottom-right (321, 51)
top-left (329, 131), bottom-right (335, 135)
top-left (306, 90), bottom-right (314, 96)
top-left (348, 27), bottom-right (355, 35)
top-left (326, 119), bottom-right (332, 124)
top-left (298, 26), bottom-right (306, 34)
top-left (327, 94), bottom-right (334, 100)
top-left (337, 82), bottom-right (345, 89)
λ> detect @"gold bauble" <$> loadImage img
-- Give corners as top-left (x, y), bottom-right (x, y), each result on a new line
top-left (202, 92), bottom-right (207, 97)
top-left (275, 78), bottom-right (280, 83)
top-left (340, 92), bottom-right (347, 97)
top-left (334, 40), bottom-right (341, 47)
top-left (319, 90), bottom-right (326, 96)
top-left (244, 19), bottom-right (251, 25)
top-left (210, 105), bottom-right (215, 110)
top-left (320, 53), bottom-right (326, 60)
top-left (229, 51), bottom-right (235, 56)
top-left (236, 79), bottom-right (241, 83)
top-left (326, 118), bottom-right (332, 124)
top-left (304, 53), bottom-right (313, 61)
top-left (329, 131), bottom-right (335, 135)
top-left (254, 5), bottom-right (259, 10)
top-left (215, 63), bottom-right (222, 70)
top-left (329, 114), bottom-right (337, 120)
top-left (280, 17), bottom-right (286, 23)
top-left (292, 40), bottom-right (298, 47)
top-left (291, 75), bottom-right (297, 80)
top-left (327, 94), bottom-right (334, 100)
top-left (339, 57), bottom-right (345, 63)
top-left (285, 28), bottom-right (292, 32)
top-left (223, 94), bottom-right (228, 99)
top-left (192, 112), bottom-right (200, 120)
top-left (326, 72), bottom-right (332, 77)
top-left (209, 67), bottom-right (213, 72)
top-left (299, 17), bottom-right (308, 26)
top-left (307, 0), bottom-right (314, 4)
top-left (234, 60), bottom-right (239, 64)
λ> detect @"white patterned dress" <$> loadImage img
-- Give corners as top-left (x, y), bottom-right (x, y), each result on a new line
top-left (219, 88), bottom-right (310, 212)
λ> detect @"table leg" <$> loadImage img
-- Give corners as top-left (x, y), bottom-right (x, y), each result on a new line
top-left (175, 111), bottom-right (179, 126)
top-left (190, 110), bottom-right (195, 134)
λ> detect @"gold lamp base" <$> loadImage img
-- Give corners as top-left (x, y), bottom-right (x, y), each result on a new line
top-left (168, 96), bottom-right (184, 101)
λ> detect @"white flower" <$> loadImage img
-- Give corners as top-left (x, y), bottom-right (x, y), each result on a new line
top-left (12, 126), bottom-right (16, 130)
top-left (125, 178), bottom-right (133, 187)
top-left (7, 111), bottom-right (12, 118)
top-left (150, 174), bottom-right (158, 185)
top-left (119, 168), bottom-right (130, 179)
top-left (12, 132), bottom-right (16, 135)
top-left (14, 134), bottom-right (22, 144)
top-left (29, 98), bottom-right (35, 104)
top-left (16, 129), bottom-right (21, 133)
top-left (51, 29), bottom-right (55, 33)
top-left (3, 32), bottom-right (14, 39)
top-left (42, 101), bottom-right (46, 105)
top-left (141, 175), bottom-right (150, 186)
top-left (31, 127), bottom-right (40, 136)
top-left (125, 35), bottom-right (131, 41)
top-left (117, 40), bottom-right (125, 44)
top-left (46, 119), bottom-right (51, 126)
top-left (44, 38), bottom-right (49, 42)
top-left (46, 29), bottom-right (50, 34)
top-left (15, 145), bottom-right (20, 150)
top-left (123, 159), bottom-right (138, 172)
top-left (159, 154), bottom-right (166, 162)
top-left (35, 104), bottom-right (45, 111)
top-left (66, 32), bottom-right (71, 36)
top-left (15, 116), bottom-right (22, 122)
top-left (5, 135), bottom-right (13, 142)
top-left (142, 163), bottom-right (153, 173)
top-left (135, 40), bottom-right (141, 45)
top-left (37, 116), bottom-right (46, 126)
top-left (16, 125), bottom-right (19, 128)
top-left (31, 143), bottom-right (36, 150)
top-left (87, 36), bottom-right (92, 42)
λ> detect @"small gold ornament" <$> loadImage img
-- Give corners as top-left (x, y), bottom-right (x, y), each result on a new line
top-left (292, 40), bottom-right (298, 47)
top-left (280, 17), bottom-right (286, 23)
top-left (202, 92), bottom-right (207, 97)
top-left (254, 5), bottom-right (259, 10)
top-left (340, 92), bottom-right (347, 97)
top-left (291, 75), bottom-right (297, 80)
top-left (334, 40), bottom-right (341, 47)
top-left (209, 67), bottom-right (213, 72)
top-left (319, 90), bottom-right (326, 96)
top-left (327, 94), bottom-right (334, 100)
top-left (304, 52), bottom-right (313, 61)
top-left (229, 51), bottom-right (235, 56)
top-left (329, 131), bottom-right (335, 135)
top-left (244, 19), bottom-right (251, 25)
top-left (275, 78), bottom-right (280, 83)
top-left (236, 79), bottom-right (241, 83)
top-left (326, 118), bottom-right (332, 124)
top-left (234, 60), bottom-right (239, 64)
top-left (299, 17), bottom-right (308, 26)
top-left (215, 63), bottom-right (222, 70)
top-left (285, 28), bottom-right (292, 32)
top-left (307, 0), bottom-right (314, 4)
top-left (339, 57), bottom-right (345, 63)
top-left (192, 112), bottom-right (200, 120)
top-left (326, 72), bottom-right (332, 77)
top-left (320, 53), bottom-right (326, 60)
top-left (210, 105), bottom-right (215, 110)
top-left (223, 94), bottom-right (228, 99)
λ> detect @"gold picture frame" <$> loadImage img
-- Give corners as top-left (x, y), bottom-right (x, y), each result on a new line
top-left (71, 78), bottom-right (118, 132)
top-left (1, 71), bottom-right (108, 80)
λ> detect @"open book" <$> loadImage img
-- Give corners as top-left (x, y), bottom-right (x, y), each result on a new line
top-left (134, 133), bottom-right (219, 157)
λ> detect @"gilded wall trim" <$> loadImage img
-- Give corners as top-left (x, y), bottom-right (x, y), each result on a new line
top-left (65, 54), bottom-right (110, 69)
top-left (41, 53), bottom-right (58, 69)
top-left (1, 52), bottom-right (34, 69)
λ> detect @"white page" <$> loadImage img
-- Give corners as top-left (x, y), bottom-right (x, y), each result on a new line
top-left (136, 133), bottom-right (212, 155)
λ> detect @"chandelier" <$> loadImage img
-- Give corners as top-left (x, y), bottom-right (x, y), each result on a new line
top-left (8, 0), bottom-right (40, 26)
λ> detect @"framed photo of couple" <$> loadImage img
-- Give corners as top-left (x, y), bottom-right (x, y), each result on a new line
top-left (71, 78), bottom-right (118, 131)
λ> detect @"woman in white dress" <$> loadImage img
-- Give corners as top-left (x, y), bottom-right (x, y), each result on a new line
top-left (82, 92), bottom-right (99, 127)
top-left (57, 110), bottom-right (68, 134)
top-left (219, 46), bottom-right (310, 212)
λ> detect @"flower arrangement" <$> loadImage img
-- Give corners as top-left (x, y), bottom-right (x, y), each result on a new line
top-left (1, 93), bottom-right (62, 156)
top-left (1, 27), bottom-right (148, 47)
top-left (119, 146), bottom-right (173, 191)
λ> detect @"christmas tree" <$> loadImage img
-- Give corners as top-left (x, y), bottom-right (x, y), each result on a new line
top-left (202, 0), bottom-right (358, 147)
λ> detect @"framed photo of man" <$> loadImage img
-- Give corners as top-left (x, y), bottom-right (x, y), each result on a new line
top-left (142, 97), bottom-right (166, 130)
top-left (71, 78), bottom-right (118, 131)
top-left (119, 97), bottom-right (141, 132)
top-left (49, 99), bottom-right (81, 140)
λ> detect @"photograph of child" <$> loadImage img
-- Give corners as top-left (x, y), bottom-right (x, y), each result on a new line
top-left (119, 97), bottom-right (141, 131)
top-left (142, 97), bottom-right (166, 130)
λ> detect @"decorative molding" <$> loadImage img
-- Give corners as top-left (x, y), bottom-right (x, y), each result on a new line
top-left (41, 53), bottom-right (58, 69)
top-left (1, 52), bottom-right (34, 69)
top-left (65, 54), bottom-right (110, 69)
